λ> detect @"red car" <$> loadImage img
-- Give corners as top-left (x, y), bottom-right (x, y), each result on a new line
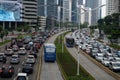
top-left (35, 43), bottom-right (41, 49)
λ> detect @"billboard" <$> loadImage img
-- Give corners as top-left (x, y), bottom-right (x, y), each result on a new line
top-left (0, 1), bottom-right (22, 21)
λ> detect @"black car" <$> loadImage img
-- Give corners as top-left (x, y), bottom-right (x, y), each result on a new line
top-left (0, 65), bottom-right (14, 77)
top-left (32, 47), bottom-right (38, 53)
top-left (25, 44), bottom-right (31, 50)
top-left (22, 63), bottom-right (33, 74)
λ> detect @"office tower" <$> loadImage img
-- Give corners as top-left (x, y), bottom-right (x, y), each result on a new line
top-left (106, 0), bottom-right (120, 15)
top-left (63, 0), bottom-right (72, 22)
top-left (118, 0), bottom-right (120, 12)
top-left (77, 5), bottom-right (85, 24)
top-left (85, 7), bottom-right (91, 26)
top-left (46, 0), bottom-right (57, 18)
top-left (78, 0), bottom-right (83, 5)
top-left (22, 0), bottom-right (38, 27)
top-left (71, 0), bottom-right (77, 23)
top-left (38, 0), bottom-right (45, 16)
top-left (85, 0), bottom-right (100, 25)
top-left (0, 0), bottom-right (22, 21)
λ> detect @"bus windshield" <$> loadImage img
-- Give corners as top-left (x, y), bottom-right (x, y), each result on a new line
top-left (66, 38), bottom-right (74, 44)
top-left (46, 47), bottom-right (55, 53)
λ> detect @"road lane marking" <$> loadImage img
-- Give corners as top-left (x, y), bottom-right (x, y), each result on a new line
top-left (22, 61), bottom-right (24, 65)
top-left (18, 68), bottom-right (21, 72)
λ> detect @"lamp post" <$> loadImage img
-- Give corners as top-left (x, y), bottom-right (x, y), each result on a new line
top-left (76, 4), bottom-right (106, 76)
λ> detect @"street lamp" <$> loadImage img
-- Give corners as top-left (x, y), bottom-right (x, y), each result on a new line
top-left (76, 4), bottom-right (106, 76)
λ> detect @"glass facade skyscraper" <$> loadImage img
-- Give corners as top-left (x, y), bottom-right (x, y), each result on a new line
top-left (38, 0), bottom-right (45, 16)
top-left (71, 0), bottom-right (77, 23)
top-left (85, 0), bottom-right (100, 25)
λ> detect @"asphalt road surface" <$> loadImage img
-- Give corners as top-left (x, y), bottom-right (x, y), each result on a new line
top-left (0, 45), bottom-right (41, 80)
top-left (40, 32), bottom-right (64, 80)
top-left (66, 34), bottom-right (116, 80)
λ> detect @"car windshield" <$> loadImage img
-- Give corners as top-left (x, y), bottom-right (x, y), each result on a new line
top-left (113, 63), bottom-right (120, 67)
top-left (17, 76), bottom-right (26, 80)
top-left (12, 56), bottom-right (18, 58)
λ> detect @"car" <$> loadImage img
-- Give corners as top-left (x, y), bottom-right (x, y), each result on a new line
top-left (22, 63), bottom-right (33, 74)
top-left (109, 61), bottom-right (120, 72)
top-left (25, 44), bottom-right (31, 50)
top-left (116, 51), bottom-right (120, 57)
top-left (18, 48), bottom-right (27, 55)
top-left (101, 58), bottom-right (110, 67)
top-left (26, 55), bottom-right (35, 64)
top-left (4, 49), bottom-right (14, 56)
top-left (10, 55), bottom-right (20, 64)
top-left (31, 46), bottom-right (38, 53)
top-left (95, 53), bottom-right (104, 62)
top-left (29, 51), bottom-right (37, 58)
top-left (15, 73), bottom-right (28, 80)
top-left (17, 39), bottom-right (23, 48)
top-left (0, 53), bottom-right (6, 63)
top-left (12, 45), bottom-right (19, 51)
top-left (34, 42), bottom-right (41, 49)
top-left (0, 65), bottom-right (14, 77)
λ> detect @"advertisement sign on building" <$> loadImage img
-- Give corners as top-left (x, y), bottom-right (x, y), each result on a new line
top-left (0, 0), bottom-right (22, 21)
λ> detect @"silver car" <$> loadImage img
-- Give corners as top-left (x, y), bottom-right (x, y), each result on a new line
top-left (18, 48), bottom-right (27, 55)
top-left (10, 55), bottom-right (20, 64)
top-left (109, 61), bottom-right (120, 71)
top-left (26, 55), bottom-right (35, 64)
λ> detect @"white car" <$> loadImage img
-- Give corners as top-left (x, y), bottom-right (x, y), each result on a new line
top-left (26, 55), bottom-right (35, 64)
top-left (109, 61), bottom-right (120, 71)
top-left (14, 73), bottom-right (28, 80)
top-left (95, 53), bottom-right (104, 62)
top-left (18, 48), bottom-right (27, 55)
top-left (101, 58), bottom-right (110, 67)
top-left (4, 49), bottom-right (14, 56)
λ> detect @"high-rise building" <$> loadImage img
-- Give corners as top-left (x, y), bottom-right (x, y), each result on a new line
top-left (38, 0), bottom-right (45, 16)
top-left (77, 5), bottom-right (85, 24)
top-left (0, 0), bottom-right (38, 28)
top-left (47, 0), bottom-right (57, 18)
top-left (118, 0), bottom-right (120, 12)
top-left (71, 0), bottom-right (77, 23)
top-left (21, 0), bottom-right (38, 27)
top-left (85, 7), bottom-right (91, 26)
top-left (106, 0), bottom-right (115, 15)
top-left (63, 0), bottom-right (72, 22)
top-left (0, 0), bottom-right (22, 21)
top-left (85, 0), bottom-right (100, 25)
top-left (78, 0), bottom-right (83, 5)
top-left (106, 0), bottom-right (120, 15)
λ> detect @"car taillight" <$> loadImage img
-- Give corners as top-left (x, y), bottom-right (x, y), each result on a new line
top-left (9, 70), bottom-right (12, 73)
top-left (0, 70), bottom-right (2, 73)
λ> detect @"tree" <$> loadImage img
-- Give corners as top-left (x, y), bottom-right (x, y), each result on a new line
top-left (0, 25), bottom-right (2, 32)
top-left (80, 22), bottom-right (89, 28)
top-left (0, 31), bottom-right (4, 42)
top-left (97, 19), bottom-right (104, 38)
top-left (104, 15), bottom-right (113, 25)
top-left (4, 29), bottom-right (8, 36)
top-left (97, 13), bottom-right (120, 43)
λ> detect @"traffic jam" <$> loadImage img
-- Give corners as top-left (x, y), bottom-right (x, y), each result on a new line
top-left (72, 28), bottom-right (120, 72)
top-left (0, 30), bottom-right (57, 80)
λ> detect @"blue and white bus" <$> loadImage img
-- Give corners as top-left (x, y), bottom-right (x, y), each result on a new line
top-left (65, 35), bottom-right (75, 47)
top-left (44, 43), bottom-right (56, 62)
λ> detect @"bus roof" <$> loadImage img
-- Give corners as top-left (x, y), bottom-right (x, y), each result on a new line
top-left (65, 35), bottom-right (74, 39)
top-left (44, 43), bottom-right (56, 47)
